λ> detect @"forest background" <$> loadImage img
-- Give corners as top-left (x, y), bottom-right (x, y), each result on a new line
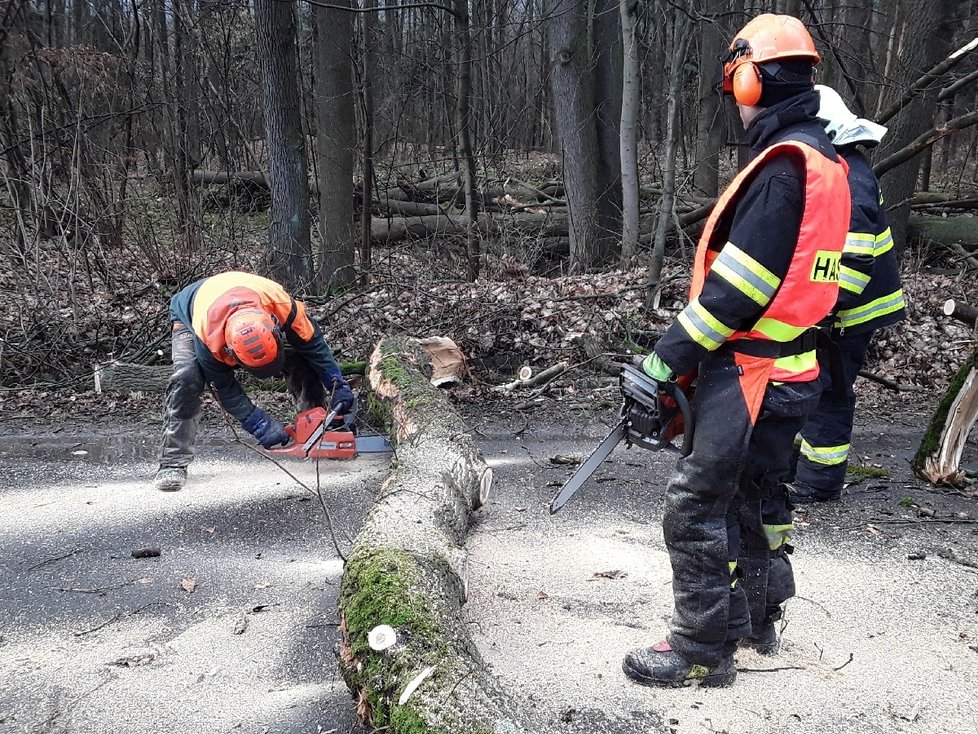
top-left (1, 0), bottom-right (976, 392)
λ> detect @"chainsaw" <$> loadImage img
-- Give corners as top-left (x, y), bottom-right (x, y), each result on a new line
top-left (265, 402), bottom-right (392, 461)
top-left (549, 360), bottom-right (695, 514)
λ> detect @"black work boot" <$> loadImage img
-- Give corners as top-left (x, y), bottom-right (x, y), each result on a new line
top-left (787, 482), bottom-right (841, 505)
top-left (739, 623), bottom-right (778, 655)
top-left (622, 640), bottom-right (736, 688)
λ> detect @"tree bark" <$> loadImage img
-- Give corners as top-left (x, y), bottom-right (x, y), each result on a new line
top-left (313, 0), bottom-right (356, 291)
top-left (255, 0), bottom-right (312, 289)
top-left (453, 0), bottom-right (481, 281)
top-left (338, 337), bottom-right (542, 733)
top-left (692, 0), bottom-right (725, 197)
top-left (876, 0), bottom-right (966, 256)
top-left (619, 0), bottom-right (641, 260)
top-left (546, 0), bottom-right (618, 270)
top-left (912, 345), bottom-right (978, 487)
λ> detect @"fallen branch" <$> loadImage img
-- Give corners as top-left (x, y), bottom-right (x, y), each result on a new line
top-left (874, 110), bottom-right (978, 178)
top-left (492, 361), bottom-right (568, 393)
top-left (876, 37), bottom-right (978, 124)
top-left (857, 370), bottom-right (918, 392)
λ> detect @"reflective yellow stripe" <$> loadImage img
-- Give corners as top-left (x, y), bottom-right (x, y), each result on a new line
top-left (764, 523), bottom-right (793, 550)
top-left (729, 561), bottom-right (738, 588)
top-left (839, 265), bottom-right (871, 294)
top-left (752, 317), bottom-right (808, 342)
top-left (801, 438), bottom-right (850, 465)
top-left (836, 289), bottom-right (905, 328)
top-left (712, 242), bottom-right (781, 307)
top-left (773, 350), bottom-right (817, 376)
top-left (678, 298), bottom-right (735, 350)
top-left (874, 228), bottom-right (894, 256)
top-left (843, 232), bottom-right (875, 256)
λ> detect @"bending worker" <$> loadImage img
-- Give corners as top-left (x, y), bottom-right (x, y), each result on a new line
top-left (152, 271), bottom-right (354, 492)
top-left (621, 14), bottom-right (850, 688)
top-left (787, 85), bottom-right (907, 504)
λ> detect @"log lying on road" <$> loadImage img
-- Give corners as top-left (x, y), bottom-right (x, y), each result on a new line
top-left (912, 301), bottom-right (978, 486)
top-left (338, 336), bottom-right (541, 733)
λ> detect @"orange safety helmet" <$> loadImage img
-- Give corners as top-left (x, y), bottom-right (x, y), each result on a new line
top-left (720, 14), bottom-right (820, 107)
top-left (224, 308), bottom-right (285, 377)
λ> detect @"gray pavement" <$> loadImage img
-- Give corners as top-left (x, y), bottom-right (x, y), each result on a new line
top-left (0, 430), bottom-right (387, 734)
top-left (464, 394), bottom-right (978, 734)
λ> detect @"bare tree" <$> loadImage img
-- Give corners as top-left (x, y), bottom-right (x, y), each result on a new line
top-left (255, 0), bottom-right (312, 289)
top-left (313, 0), bottom-right (356, 291)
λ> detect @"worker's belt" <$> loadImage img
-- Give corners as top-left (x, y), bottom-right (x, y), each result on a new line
top-left (721, 329), bottom-right (820, 359)
top-left (723, 329), bottom-right (846, 394)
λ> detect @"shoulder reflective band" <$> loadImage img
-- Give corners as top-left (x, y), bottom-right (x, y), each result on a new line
top-left (874, 228), bottom-right (894, 256)
top-left (843, 232), bottom-right (875, 256)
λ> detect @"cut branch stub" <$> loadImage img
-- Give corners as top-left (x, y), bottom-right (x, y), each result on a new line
top-left (339, 336), bottom-right (539, 734)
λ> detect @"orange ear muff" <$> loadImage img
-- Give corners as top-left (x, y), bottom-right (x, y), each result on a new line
top-left (732, 62), bottom-right (762, 106)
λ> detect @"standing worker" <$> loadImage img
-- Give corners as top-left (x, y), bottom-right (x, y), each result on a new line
top-left (152, 271), bottom-right (354, 492)
top-left (621, 14), bottom-right (851, 688)
top-left (787, 85), bottom-right (907, 504)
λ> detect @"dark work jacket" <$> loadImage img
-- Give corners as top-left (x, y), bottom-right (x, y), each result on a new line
top-left (831, 146), bottom-right (906, 334)
top-left (655, 90), bottom-right (844, 376)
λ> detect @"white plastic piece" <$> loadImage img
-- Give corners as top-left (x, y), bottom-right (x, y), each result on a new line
top-left (367, 624), bottom-right (397, 651)
top-left (398, 665), bottom-right (436, 705)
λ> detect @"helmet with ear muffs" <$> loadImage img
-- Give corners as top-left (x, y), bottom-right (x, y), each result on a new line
top-left (720, 14), bottom-right (820, 106)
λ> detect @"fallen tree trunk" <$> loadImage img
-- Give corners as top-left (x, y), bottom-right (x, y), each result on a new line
top-left (93, 360), bottom-right (366, 392)
top-left (338, 336), bottom-right (540, 733)
top-left (912, 301), bottom-right (978, 486)
top-left (907, 215), bottom-right (978, 251)
top-left (370, 212), bottom-right (570, 244)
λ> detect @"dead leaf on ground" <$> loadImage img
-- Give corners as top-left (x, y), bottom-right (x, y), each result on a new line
top-left (537, 590), bottom-right (549, 600)
top-left (180, 578), bottom-right (197, 593)
top-left (550, 453), bottom-right (582, 465)
top-left (593, 569), bottom-right (628, 580)
top-left (233, 614), bottom-right (250, 635)
top-left (200, 525), bottom-right (216, 534)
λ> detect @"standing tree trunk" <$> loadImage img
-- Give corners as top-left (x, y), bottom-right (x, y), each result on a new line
top-left (592, 0), bottom-right (623, 259)
top-left (648, 8), bottom-right (691, 297)
top-left (454, 0), bottom-right (481, 281)
top-left (359, 0), bottom-right (377, 282)
top-left (619, 0), bottom-right (640, 261)
top-left (693, 0), bottom-right (726, 197)
top-left (313, 0), bottom-right (355, 291)
top-left (546, 0), bottom-right (616, 269)
top-left (255, 0), bottom-right (312, 289)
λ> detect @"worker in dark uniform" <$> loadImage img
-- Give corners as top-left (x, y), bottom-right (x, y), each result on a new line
top-left (621, 14), bottom-right (851, 688)
top-left (788, 85), bottom-right (907, 504)
top-left (152, 271), bottom-right (354, 492)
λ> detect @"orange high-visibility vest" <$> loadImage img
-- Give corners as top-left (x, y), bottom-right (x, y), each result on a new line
top-left (691, 141), bottom-right (850, 380)
top-left (191, 272), bottom-right (313, 367)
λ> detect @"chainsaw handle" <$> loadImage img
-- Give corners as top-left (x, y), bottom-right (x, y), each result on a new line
top-left (673, 385), bottom-right (694, 457)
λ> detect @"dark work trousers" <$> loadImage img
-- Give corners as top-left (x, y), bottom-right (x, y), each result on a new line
top-left (158, 323), bottom-right (326, 469)
top-left (662, 347), bottom-right (821, 666)
top-left (791, 330), bottom-right (873, 494)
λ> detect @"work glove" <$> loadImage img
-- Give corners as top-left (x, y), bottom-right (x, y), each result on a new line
top-left (322, 368), bottom-right (355, 415)
top-left (641, 352), bottom-right (674, 387)
top-left (243, 407), bottom-right (290, 448)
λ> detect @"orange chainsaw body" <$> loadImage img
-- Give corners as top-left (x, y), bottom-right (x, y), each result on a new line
top-left (269, 406), bottom-right (357, 460)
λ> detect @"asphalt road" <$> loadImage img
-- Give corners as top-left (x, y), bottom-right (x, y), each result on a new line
top-left (0, 431), bottom-right (388, 734)
top-left (463, 391), bottom-right (978, 734)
